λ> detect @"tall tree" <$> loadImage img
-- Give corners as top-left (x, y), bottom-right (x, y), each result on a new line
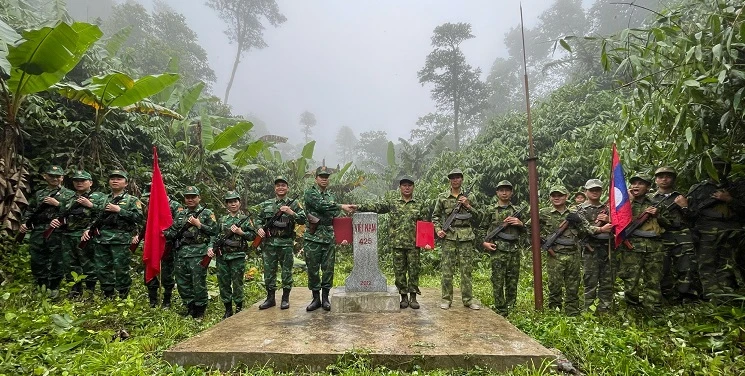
top-left (356, 130), bottom-right (389, 173)
top-left (417, 22), bottom-right (488, 151)
top-left (335, 125), bottom-right (357, 163)
top-left (299, 110), bottom-right (316, 143)
top-left (206, 0), bottom-right (286, 103)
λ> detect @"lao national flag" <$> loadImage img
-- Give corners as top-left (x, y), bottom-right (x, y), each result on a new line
top-left (143, 146), bottom-right (173, 283)
top-left (609, 144), bottom-right (632, 248)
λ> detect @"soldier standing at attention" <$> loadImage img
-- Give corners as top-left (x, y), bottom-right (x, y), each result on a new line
top-left (650, 167), bottom-right (699, 303)
top-left (618, 174), bottom-right (665, 311)
top-left (575, 179), bottom-right (614, 312)
top-left (303, 166), bottom-right (355, 312)
top-left (255, 177), bottom-right (305, 311)
top-left (540, 185), bottom-right (611, 316)
top-left (81, 170), bottom-right (142, 300)
top-left (49, 170), bottom-right (100, 298)
top-left (20, 165), bottom-right (74, 296)
top-left (356, 176), bottom-right (428, 309)
top-left (208, 191), bottom-right (255, 318)
top-left (167, 186), bottom-right (217, 319)
top-left (481, 180), bottom-right (525, 316)
top-left (433, 168), bottom-right (481, 310)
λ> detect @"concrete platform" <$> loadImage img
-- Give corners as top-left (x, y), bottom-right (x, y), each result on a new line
top-left (331, 286), bottom-right (400, 313)
top-left (163, 288), bottom-right (554, 372)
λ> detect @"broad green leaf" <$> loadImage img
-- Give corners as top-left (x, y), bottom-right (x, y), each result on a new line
top-left (177, 81), bottom-right (205, 116)
top-left (734, 87), bottom-right (743, 111)
top-left (0, 18), bottom-right (21, 74)
top-left (703, 156), bottom-right (718, 182)
top-left (234, 140), bottom-right (266, 166)
top-left (103, 26), bottom-right (131, 56)
top-left (712, 44), bottom-right (722, 61)
top-left (54, 82), bottom-right (103, 109)
top-left (54, 340), bottom-right (83, 353)
top-left (301, 141), bottom-right (316, 160)
top-left (683, 80), bottom-right (700, 87)
top-left (206, 121), bottom-right (254, 151)
top-left (122, 100), bottom-right (184, 119)
top-left (685, 127), bottom-right (693, 146)
top-left (108, 73), bottom-right (180, 107)
top-left (273, 150), bottom-right (282, 162)
top-left (199, 111), bottom-right (214, 148)
top-left (296, 158), bottom-right (307, 179)
top-left (559, 38), bottom-right (571, 53)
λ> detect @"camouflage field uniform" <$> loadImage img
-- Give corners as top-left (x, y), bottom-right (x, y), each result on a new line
top-left (256, 197), bottom-right (305, 292)
top-left (91, 192), bottom-right (143, 298)
top-left (23, 184), bottom-right (74, 290)
top-left (211, 212), bottom-right (255, 306)
top-left (433, 191), bottom-right (480, 307)
top-left (617, 196), bottom-right (664, 310)
top-left (650, 191), bottom-right (698, 302)
top-left (539, 206), bottom-right (597, 316)
top-left (482, 203), bottom-right (526, 316)
top-left (167, 204), bottom-right (217, 310)
top-left (687, 180), bottom-right (744, 298)
top-left (303, 185), bottom-right (341, 292)
top-left (576, 202), bottom-right (615, 311)
top-left (358, 196), bottom-right (426, 296)
top-left (61, 189), bottom-right (103, 293)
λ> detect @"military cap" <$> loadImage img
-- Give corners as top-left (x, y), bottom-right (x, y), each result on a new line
top-left (45, 165), bottom-right (64, 176)
top-left (274, 176), bottom-right (289, 185)
top-left (496, 180), bottom-right (513, 189)
top-left (108, 169), bottom-right (128, 179)
top-left (399, 176), bottom-right (415, 185)
top-left (629, 173), bottom-right (652, 185)
top-left (224, 190), bottom-right (240, 200)
top-left (447, 168), bottom-right (464, 179)
top-left (584, 179), bottom-right (603, 190)
top-left (71, 170), bottom-right (92, 180)
top-left (549, 185), bottom-right (569, 195)
top-left (574, 191), bottom-right (587, 198)
top-left (654, 166), bottom-right (677, 176)
top-left (183, 186), bottom-right (200, 195)
top-left (315, 166), bottom-right (331, 177)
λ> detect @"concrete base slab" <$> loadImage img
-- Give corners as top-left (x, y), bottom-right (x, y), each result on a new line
top-left (164, 288), bottom-right (554, 372)
top-left (331, 286), bottom-right (400, 313)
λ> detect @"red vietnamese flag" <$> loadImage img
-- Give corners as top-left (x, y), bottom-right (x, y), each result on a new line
top-left (609, 144), bottom-right (633, 248)
top-left (143, 146), bottom-right (173, 283)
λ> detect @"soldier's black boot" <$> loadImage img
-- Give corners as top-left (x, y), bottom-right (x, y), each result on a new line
top-left (259, 289), bottom-right (276, 310)
top-left (148, 287), bottom-right (159, 308)
top-left (235, 301), bottom-right (243, 313)
top-left (400, 294), bottom-right (409, 309)
top-left (103, 290), bottom-right (115, 300)
top-left (118, 288), bottom-right (130, 300)
top-left (161, 288), bottom-right (173, 309)
top-left (409, 292), bottom-right (420, 309)
top-left (321, 288), bottom-right (331, 311)
top-left (280, 288), bottom-right (291, 310)
top-left (68, 283), bottom-right (83, 299)
top-left (306, 290), bottom-right (321, 311)
top-left (191, 304), bottom-right (206, 319)
top-left (182, 302), bottom-right (194, 317)
top-left (223, 302), bottom-right (233, 319)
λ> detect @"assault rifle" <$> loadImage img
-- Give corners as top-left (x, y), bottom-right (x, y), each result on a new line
top-left (78, 194), bottom-right (126, 249)
top-left (541, 212), bottom-right (584, 257)
top-left (579, 200), bottom-right (633, 252)
top-left (15, 187), bottom-right (63, 243)
top-left (442, 184), bottom-right (474, 233)
top-left (306, 213), bottom-right (321, 235)
top-left (166, 207), bottom-right (206, 256)
top-left (252, 197), bottom-right (297, 248)
top-left (200, 214), bottom-right (253, 268)
top-left (616, 198), bottom-right (667, 250)
top-left (43, 191), bottom-right (92, 240)
top-left (483, 205), bottom-right (527, 242)
top-left (128, 226), bottom-right (146, 253)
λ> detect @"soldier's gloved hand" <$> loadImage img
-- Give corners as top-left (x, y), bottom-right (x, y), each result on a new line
top-left (257, 228), bottom-right (266, 238)
top-left (230, 224), bottom-right (244, 235)
top-left (50, 219), bottom-right (61, 228)
top-left (81, 230), bottom-right (91, 242)
top-left (43, 197), bottom-right (60, 206)
top-left (483, 242), bottom-right (497, 251)
top-left (19, 224), bottom-right (28, 233)
top-left (77, 196), bottom-right (93, 208)
top-left (207, 248), bottom-right (215, 258)
top-left (188, 216), bottom-right (201, 228)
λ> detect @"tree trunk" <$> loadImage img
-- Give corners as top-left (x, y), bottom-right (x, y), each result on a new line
top-left (224, 41), bottom-right (243, 104)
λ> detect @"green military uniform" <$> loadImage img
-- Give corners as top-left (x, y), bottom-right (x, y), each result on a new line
top-left (617, 175), bottom-right (665, 311)
top-left (481, 181), bottom-right (525, 316)
top-left (358, 176), bottom-right (426, 308)
top-left (23, 165), bottom-right (74, 292)
top-left (575, 179), bottom-right (615, 312)
top-left (303, 166), bottom-right (342, 311)
top-left (166, 186), bottom-right (217, 316)
top-left (432, 169), bottom-right (481, 309)
top-left (60, 170), bottom-right (103, 296)
top-left (539, 185), bottom-right (597, 316)
top-left (91, 170), bottom-right (143, 299)
top-left (256, 178), bottom-right (305, 310)
top-left (211, 198), bottom-right (255, 313)
top-left (141, 190), bottom-right (182, 308)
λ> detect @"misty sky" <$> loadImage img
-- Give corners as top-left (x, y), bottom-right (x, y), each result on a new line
top-left (134, 0), bottom-right (592, 161)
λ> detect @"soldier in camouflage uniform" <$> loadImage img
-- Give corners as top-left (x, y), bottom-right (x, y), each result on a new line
top-left (208, 191), bottom-right (255, 318)
top-left (686, 159), bottom-right (744, 300)
top-left (617, 174), bottom-right (665, 311)
top-left (138, 185), bottom-right (183, 308)
top-left (166, 186), bottom-right (218, 319)
top-left (433, 168), bottom-right (481, 310)
top-left (571, 192), bottom-right (587, 210)
top-left (575, 179), bottom-right (615, 312)
top-left (539, 185), bottom-right (611, 316)
top-left (49, 170), bottom-right (101, 298)
top-left (650, 167), bottom-right (699, 303)
top-left (303, 166), bottom-right (355, 312)
top-left (356, 176), bottom-right (428, 309)
top-left (255, 176), bottom-right (305, 311)
top-left (481, 180), bottom-right (526, 316)
top-left (81, 170), bottom-right (143, 300)
top-left (20, 165), bottom-right (74, 296)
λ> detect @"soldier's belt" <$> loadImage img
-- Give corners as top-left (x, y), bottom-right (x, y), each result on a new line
top-left (222, 239), bottom-right (243, 247)
top-left (631, 230), bottom-right (659, 238)
top-left (495, 232), bottom-right (519, 241)
top-left (554, 237), bottom-right (575, 246)
top-left (272, 221), bottom-right (289, 228)
top-left (591, 233), bottom-right (611, 240)
top-left (454, 213), bottom-right (472, 220)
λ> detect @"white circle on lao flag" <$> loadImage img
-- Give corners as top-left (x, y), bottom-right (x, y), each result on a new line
top-left (613, 187), bottom-right (624, 207)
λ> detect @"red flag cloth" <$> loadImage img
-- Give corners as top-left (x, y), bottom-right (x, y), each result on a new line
top-left (609, 143), bottom-right (633, 248)
top-left (143, 146), bottom-right (173, 283)
top-left (415, 221), bottom-right (435, 248)
top-left (332, 217), bottom-right (353, 244)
